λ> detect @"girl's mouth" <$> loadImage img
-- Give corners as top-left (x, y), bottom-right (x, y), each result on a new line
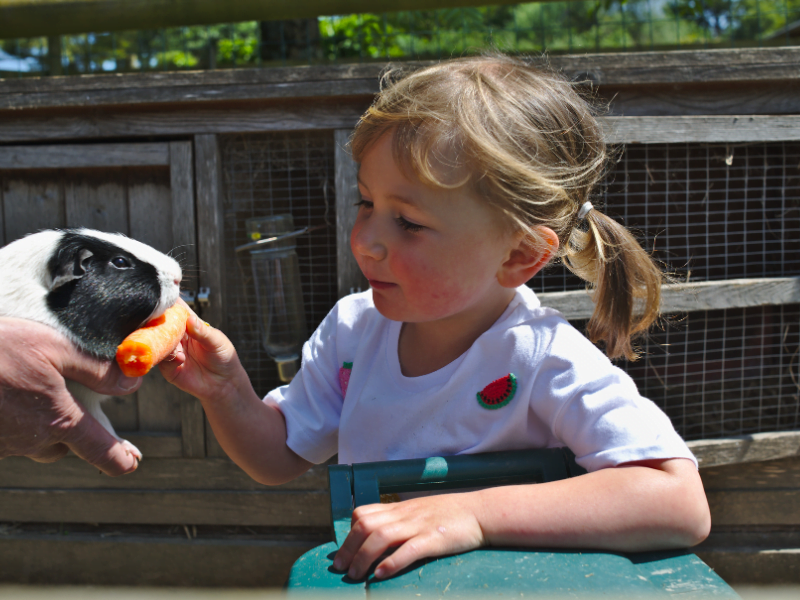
top-left (368, 279), bottom-right (397, 290)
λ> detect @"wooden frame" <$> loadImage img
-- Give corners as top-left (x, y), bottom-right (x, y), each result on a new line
top-left (1, 45), bottom-right (799, 587)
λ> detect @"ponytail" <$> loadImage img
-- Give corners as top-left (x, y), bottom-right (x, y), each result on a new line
top-left (562, 206), bottom-right (663, 361)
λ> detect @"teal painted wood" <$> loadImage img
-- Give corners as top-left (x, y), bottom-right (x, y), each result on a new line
top-left (287, 545), bottom-right (740, 598)
top-left (287, 450), bottom-right (739, 597)
top-left (285, 541), bottom-right (364, 595)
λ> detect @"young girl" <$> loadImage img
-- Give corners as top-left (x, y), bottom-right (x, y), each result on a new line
top-left (161, 54), bottom-right (710, 581)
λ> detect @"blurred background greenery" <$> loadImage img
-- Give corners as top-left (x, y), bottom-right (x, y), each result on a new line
top-left (1, 0), bottom-right (799, 77)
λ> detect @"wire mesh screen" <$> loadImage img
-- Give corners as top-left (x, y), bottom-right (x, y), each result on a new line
top-left (544, 141), bottom-right (800, 440)
top-left (221, 131), bottom-right (336, 396)
top-left (531, 141), bottom-right (800, 295)
top-left (624, 304), bottom-right (800, 440)
top-left (221, 131), bottom-right (799, 439)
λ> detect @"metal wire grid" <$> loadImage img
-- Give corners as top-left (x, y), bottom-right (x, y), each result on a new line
top-left (620, 304), bottom-right (800, 440)
top-left (530, 141), bottom-right (800, 294)
top-left (545, 141), bottom-right (800, 440)
top-left (220, 131), bottom-right (337, 395)
top-left (220, 131), bottom-right (800, 438)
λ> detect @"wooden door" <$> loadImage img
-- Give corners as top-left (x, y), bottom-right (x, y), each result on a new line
top-left (0, 141), bottom-right (205, 458)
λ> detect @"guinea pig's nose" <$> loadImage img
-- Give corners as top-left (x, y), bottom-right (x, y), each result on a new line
top-left (174, 277), bottom-right (181, 286)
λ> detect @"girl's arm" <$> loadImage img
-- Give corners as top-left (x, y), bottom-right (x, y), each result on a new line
top-left (160, 313), bottom-right (312, 485)
top-left (333, 457), bottom-right (710, 580)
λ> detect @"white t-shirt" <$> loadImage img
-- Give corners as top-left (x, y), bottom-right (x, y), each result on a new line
top-left (268, 286), bottom-right (696, 472)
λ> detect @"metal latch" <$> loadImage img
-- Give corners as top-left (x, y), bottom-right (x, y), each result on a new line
top-left (180, 288), bottom-right (211, 310)
top-left (180, 289), bottom-right (197, 309)
top-left (197, 287), bottom-right (211, 308)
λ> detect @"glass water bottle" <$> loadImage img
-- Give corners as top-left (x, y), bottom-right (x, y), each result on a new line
top-left (246, 215), bottom-right (307, 382)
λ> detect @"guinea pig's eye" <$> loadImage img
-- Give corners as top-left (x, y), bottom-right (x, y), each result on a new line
top-left (111, 256), bottom-right (132, 269)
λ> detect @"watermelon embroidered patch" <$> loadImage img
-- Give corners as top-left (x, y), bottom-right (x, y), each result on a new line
top-left (477, 373), bottom-right (517, 409)
top-left (339, 361), bottom-right (353, 397)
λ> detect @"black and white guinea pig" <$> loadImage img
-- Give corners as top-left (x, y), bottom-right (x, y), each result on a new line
top-left (0, 228), bottom-right (183, 461)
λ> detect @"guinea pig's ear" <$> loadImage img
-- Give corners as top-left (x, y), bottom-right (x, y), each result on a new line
top-left (50, 248), bottom-right (94, 290)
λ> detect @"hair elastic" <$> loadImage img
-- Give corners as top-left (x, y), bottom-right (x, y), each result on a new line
top-left (577, 201), bottom-right (594, 221)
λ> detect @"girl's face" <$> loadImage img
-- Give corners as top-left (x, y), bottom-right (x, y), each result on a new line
top-left (351, 131), bottom-right (517, 326)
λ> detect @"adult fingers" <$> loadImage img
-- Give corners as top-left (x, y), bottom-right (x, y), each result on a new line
top-left (26, 443), bottom-right (70, 463)
top-left (60, 405), bottom-right (138, 476)
top-left (60, 351), bottom-right (142, 397)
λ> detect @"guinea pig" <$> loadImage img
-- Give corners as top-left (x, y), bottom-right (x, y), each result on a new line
top-left (0, 228), bottom-right (183, 461)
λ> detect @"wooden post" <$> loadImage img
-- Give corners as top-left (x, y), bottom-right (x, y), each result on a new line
top-left (193, 134), bottom-right (228, 458)
top-left (334, 129), bottom-right (367, 299)
top-left (169, 141), bottom-right (206, 458)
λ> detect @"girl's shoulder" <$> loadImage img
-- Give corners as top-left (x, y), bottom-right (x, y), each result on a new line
top-left (500, 285), bottom-right (604, 360)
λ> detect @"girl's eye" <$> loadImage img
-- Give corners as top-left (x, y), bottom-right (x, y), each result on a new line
top-left (395, 216), bottom-right (425, 233)
top-left (354, 199), bottom-right (373, 209)
top-left (112, 256), bottom-right (132, 269)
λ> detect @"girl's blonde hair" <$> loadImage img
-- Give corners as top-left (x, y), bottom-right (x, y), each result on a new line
top-left (351, 54), bottom-right (662, 361)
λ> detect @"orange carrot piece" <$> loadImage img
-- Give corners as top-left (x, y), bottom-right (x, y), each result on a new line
top-left (116, 303), bottom-right (191, 377)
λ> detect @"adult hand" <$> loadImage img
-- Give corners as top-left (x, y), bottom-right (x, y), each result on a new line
top-left (332, 492), bottom-right (486, 580)
top-left (0, 317), bottom-right (142, 475)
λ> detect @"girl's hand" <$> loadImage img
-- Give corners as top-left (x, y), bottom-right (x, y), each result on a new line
top-left (159, 312), bottom-right (247, 403)
top-left (333, 493), bottom-right (486, 580)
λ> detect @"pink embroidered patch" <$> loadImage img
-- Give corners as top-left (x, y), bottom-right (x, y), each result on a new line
top-left (339, 361), bottom-right (353, 397)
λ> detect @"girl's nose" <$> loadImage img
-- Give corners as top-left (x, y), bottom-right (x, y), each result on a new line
top-left (351, 218), bottom-right (387, 262)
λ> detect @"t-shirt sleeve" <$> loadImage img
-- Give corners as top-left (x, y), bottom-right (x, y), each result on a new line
top-left (265, 303), bottom-right (345, 464)
top-left (530, 318), bottom-right (697, 472)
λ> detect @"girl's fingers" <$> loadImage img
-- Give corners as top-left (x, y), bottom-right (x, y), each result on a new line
top-left (374, 533), bottom-right (442, 579)
top-left (333, 505), bottom-right (398, 575)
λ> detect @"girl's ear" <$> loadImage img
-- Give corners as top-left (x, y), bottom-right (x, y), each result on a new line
top-left (497, 226), bottom-right (559, 288)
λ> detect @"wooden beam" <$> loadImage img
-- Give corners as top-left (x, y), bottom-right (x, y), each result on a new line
top-left (0, 143), bottom-right (170, 168)
top-left (540, 277), bottom-right (800, 320)
top-left (690, 431), bottom-right (800, 470)
top-left (0, 103), bottom-right (365, 144)
top-left (0, 0), bottom-right (526, 38)
top-left (168, 140), bottom-right (206, 459)
top-left (0, 532), bottom-right (322, 587)
top-left (604, 115), bottom-right (800, 144)
top-left (0, 456), bottom-right (329, 490)
top-left (334, 129), bottom-right (367, 299)
top-left (2, 47), bottom-right (799, 112)
top-left (0, 488), bottom-right (330, 526)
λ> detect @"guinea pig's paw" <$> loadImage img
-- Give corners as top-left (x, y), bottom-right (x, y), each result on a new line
top-left (121, 439), bottom-right (143, 461)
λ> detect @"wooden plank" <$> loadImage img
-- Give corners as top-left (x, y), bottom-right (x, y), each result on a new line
top-left (0, 76), bottom-right (380, 111)
top-left (169, 140), bottom-right (206, 459)
top-left (194, 133), bottom-right (227, 459)
top-left (0, 102), bottom-right (366, 144)
top-left (1, 47), bottom-right (798, 111)
top-left (539, 277), bottom-right (800, 320)
top-left (0, 532), bottom-right (321, 587)
top-left (700, 457), bottom-right (800, 527)
top-left (0, 489), bottom-right (330, 526)
top-left (0, 143), bottom-right (170, 169)
top-left (689, 431), bottom-right (800, 469)
top-left (0, 456), bottom-right (329, 491)
top-left (604, 115), bottom-right (800, 144)
top-left (548, 47), bottom-right (800, 86)
top-left (194, 134), bottom-right (226, 330)
top-left (0, 176), bottom-right (64, 243)
top-left (704, 490), bottom-right (800, 526)
top-left (606, 83), bottom-right (800, 117)
top-left (334, 129), bottom-right (368, 299)
top-left (116, 432), bottom-right (182, 457)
